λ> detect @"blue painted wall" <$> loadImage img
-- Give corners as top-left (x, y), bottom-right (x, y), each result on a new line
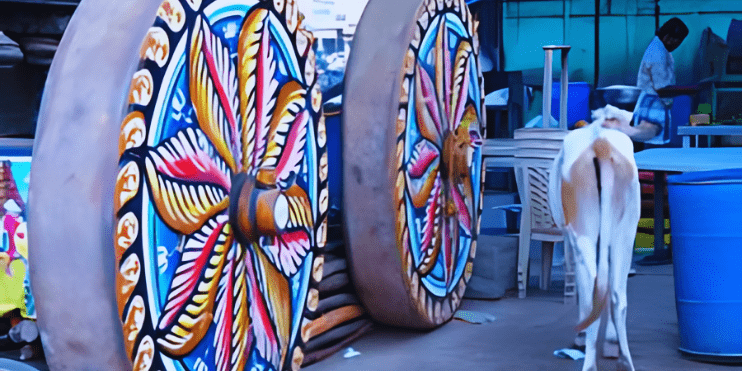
top-left (502, 0), bottom-right (742, 87)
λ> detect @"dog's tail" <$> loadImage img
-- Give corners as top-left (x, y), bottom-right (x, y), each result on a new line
top-left (575, 137), bottom-right (613, 332)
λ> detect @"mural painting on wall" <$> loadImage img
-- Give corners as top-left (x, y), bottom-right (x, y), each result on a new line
top-left (0, 158), bottom-right (33, 320)
top-left (396, 0), bottom-right (485, 324)
top-left (114, 0), bottom-right (328, 370)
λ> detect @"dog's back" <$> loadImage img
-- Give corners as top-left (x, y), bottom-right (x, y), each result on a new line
top-left (549, 113), bottom-right (641, 371)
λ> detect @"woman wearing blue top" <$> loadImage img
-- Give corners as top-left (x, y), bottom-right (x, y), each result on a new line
top-left (604, 17), bottom-right (691, 144)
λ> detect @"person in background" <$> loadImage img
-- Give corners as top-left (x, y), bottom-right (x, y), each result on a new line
top-left (603, 17), bottom-right (691, 143)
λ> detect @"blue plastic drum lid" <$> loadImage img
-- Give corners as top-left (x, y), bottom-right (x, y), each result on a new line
top-left (550, 82), bottom-right (590, 129)
top-left (667, 168), bottom-right (742, 360)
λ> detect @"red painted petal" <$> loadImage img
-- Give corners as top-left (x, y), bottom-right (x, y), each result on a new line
top-left (244, 247), bottom-right (280, 366)
top-left (451, 185), bottom-right (472, 235)
top-left (420, 178), bottom-right (442, 251)
top-left (416, 64), bottom-right (444, 138)
top-left (275, 110), bottom-right (308, 183)
top-left (152, 128), bottom-right (231, 190)
top-left (214, 243), bottom-right (249, 371)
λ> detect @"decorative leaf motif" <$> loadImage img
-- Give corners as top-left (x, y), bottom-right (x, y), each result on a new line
top-left (214, 242), bottom-right (249, 371)
top-left (239, 8), bottom-right (280, 173)
top-left (156, 215), bottom-right (232, 357)
top-left (190, 15), bottom-right (242, 173)
top-left (417, 178), bottom-right (442, 275)
top-left (254, 247), bottom-right (292, 369)
top-left (449, 41), bottom-right (472, 131)
top-left (145, 128), bottom-right (230, 235)
top-left (415, 65), bottom-right (444, 145)
top-left (261, 81), bottom-right (308, 184)
top-left (245, 246), bottom-right (280, 368)
top-left (434, 16), bottom-right (451, 121)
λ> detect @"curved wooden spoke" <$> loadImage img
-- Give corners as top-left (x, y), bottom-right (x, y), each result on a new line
top-left (145, 128), bottom-right (230, 235)
top-left (213, 242), bottom-right (249, 371)
top-left (262, 81), bottom-right (308, 182)
top-left (239, 8), bottom-right (280, 173)
top-left (414, 64), bottom-right (444, 145)
top-left (156, 215), bottom-right (232, 357)
top-left (449, 41), bottom-right (472, 130)
top-left (190, 15), bottom-right (241, 173)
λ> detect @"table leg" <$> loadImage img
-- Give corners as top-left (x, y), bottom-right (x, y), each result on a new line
top-left (683, 136), bottom-right (689, 148)
top-left (637, 170), bottom-right (672, 265)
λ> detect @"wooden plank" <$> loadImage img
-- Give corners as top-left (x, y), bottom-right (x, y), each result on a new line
top-left (318, 272), bottom-right (350, 294)
top-left (302, 305), bottom-right (366, 342)
top-left (316, 293), bottom-right (360, 314)
top-left (303, 318), bottom-right (372, 353)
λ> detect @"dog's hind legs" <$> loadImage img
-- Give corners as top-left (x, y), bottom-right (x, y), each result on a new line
top-left (610, 208), bottom-right (639, 371)
top-left (571, 232), bottom-right (599, 371)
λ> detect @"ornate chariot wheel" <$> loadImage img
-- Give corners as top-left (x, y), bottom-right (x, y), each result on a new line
top-left (30, 0), bottom-right (327, 370)
top-left (343, 0), bottom-right (485, 328)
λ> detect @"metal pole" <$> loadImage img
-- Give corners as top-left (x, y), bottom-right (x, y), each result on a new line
top-left (543, 49), bottom-right (553, 128)
top-left (560, 49), bottom-right (570, 130)
top-left (594, 0), bottom-right (600, 88)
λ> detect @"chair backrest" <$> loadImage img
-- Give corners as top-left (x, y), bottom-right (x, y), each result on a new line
top-left (513, 128), bottom-right (568, 234)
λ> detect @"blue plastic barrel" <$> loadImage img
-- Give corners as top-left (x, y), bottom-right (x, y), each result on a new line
top-left (668, 168), bottom-right (742, 361)
top-left (551, 82), bottom-right (590, 129)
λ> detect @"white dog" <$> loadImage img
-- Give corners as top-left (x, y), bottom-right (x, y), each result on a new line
top-left (548, 105), bottom-right (641, 371)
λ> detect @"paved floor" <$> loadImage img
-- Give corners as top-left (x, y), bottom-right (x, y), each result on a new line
top-left (305, 257), bottom-right (740, 371)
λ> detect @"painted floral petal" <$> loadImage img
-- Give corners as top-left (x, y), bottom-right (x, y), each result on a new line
top-left (262, 184), bottom-right (312, 276)
top-left (190, 15), bottom-right (241, 173)
top-left (261, 81), bottom-right (308, 183)
top-left (443, 216), bottom-right (458, 286)
top-left (449, 40), bottom-right (472, 131)
top-left (239, 8), bottom-right (280, 173)
top-left (451, 181), bottom-right (472, 236)
top-left (405, 140), bottom-right (441, 209)
top-left (246, 246), bottom-right (284, 369)
top-left (418, 178), bottom-right (443, 275)
top-left (156, 215), bottom-right (232, 357)
top-left (213, 242), bottom-right (249, 371)
top-left (145, 128), bottom-right (230, 235)
top-left (415, 64), bottom-right (444, 144)
top-left (434, 16), bottom-right (451, 120)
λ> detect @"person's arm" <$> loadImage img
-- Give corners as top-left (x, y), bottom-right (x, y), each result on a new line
top-left (602, 118), bottom-right (661, 142)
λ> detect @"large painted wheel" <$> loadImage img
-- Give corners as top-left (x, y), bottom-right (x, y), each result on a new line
top-left (30, 0), bottom-right (327, 370)
top-left (343, 0), bottom-right (485, 329)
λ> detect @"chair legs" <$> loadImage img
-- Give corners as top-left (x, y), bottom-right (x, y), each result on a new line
top-left (517, 220), bottom-right (531, 299)
top-left (539, 241), bottom-right (554, 291)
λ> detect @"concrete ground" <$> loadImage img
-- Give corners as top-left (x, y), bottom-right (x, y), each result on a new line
top-left (0, 254), bottom-right (737, 371)
top-left (305, 256), bottom-right (740, 371)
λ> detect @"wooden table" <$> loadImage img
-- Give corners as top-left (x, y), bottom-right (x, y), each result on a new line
top-left (633, 148), bottom-right (742, 264)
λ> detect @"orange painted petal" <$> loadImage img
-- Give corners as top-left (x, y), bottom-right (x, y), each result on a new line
top-left (434, 16), bottom-right (451, 120)
top-left (449, 41), bottom-right (472, 131)
top-left (145, 128), bottom-right (230, 235)
top-left (239, 8), bottom-right (280, 173)
top-left (262, 81), bottom-right (307, 178)
top-left (254, 247), bottom-right (292, 369)
top-left (213, 242), bottom-right (249, 371)
top-left (190, 15), bottom-right (241, 172)
top-left (245, 246), bottom-right (280, 368)
top-left (415, 65), bottom-right (444, 144)
top-left (156, 215), bottom-right (232, 356)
